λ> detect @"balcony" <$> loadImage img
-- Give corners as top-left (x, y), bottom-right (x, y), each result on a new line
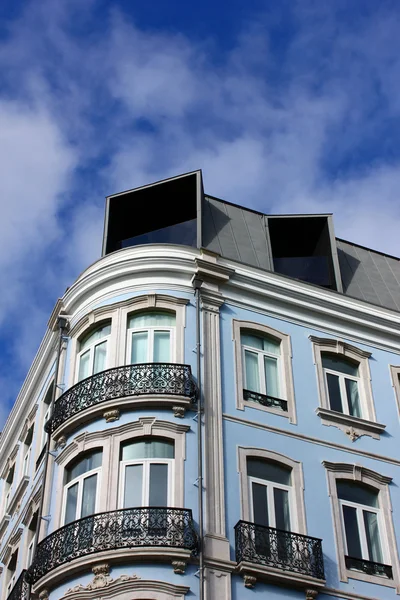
top-left (27, 507), bottom-right (198, 586)
top-left (243, 389), bottom-right (288, 412)
top-left (46, 363), bottom-right (197, 435)
top-left (6, 570), bottom-right (29, 600)
top-left (345, 555), bottom-right (393, 579)
top-left (235, 520), bottom-right (325, 589)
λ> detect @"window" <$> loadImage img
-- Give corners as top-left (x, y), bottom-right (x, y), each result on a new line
top-left (233, 320), bottom-right (296, 423)
top-left (63, 450), bottom-right (102, 524)
top-left (127, 311), bottom-right (176, 364)
top-left (38, 383), bottom-right (53, 461)
top-left (5, 550), bottom-right (18, 597)
top-left (22, 426), bottom-right (33, 478)
top-left (311, 337), bottom-right (385, 441)
top-left (323, 461), bottom-right (400, 588)
top-left (3, 465), bottom-right (15, 514)
top-left (77, 322), bottom-right (111, 381)
top-left (26, 512), bottom-right (38, 568)
top-left (119, 438), bottom-right (174, 508)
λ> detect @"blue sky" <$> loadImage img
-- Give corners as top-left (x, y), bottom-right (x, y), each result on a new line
top-left (1, 0), bottom-right (400, 427)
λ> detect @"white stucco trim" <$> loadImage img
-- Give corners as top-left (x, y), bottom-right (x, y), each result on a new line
top-left (389, 365), bottom-right (400, 421)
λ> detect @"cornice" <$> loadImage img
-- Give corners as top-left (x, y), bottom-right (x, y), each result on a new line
top-left (322, 461), bottom-right (392, 485)
top-left (7, 476), bottom-right (29, 517)
top-left (309, 337), bottom-right (372, 359)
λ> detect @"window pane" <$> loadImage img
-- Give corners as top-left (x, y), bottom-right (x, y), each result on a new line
top-left (65, 483), bottom-right (78, 524)
top-left (322, 354), bottom-right (359, 377)
top-left (343, 505), bottom-right (362, 558)
top-left (67, 450), bottom-right (102, 483)
top-left (326, 373), bottom-right (343, 412)
top-left (93, 341), bottom-right (107, 374)
top-left (244, 350), bottom-right (260, 392)
top-left (128, 311), bottom-right (176, 328)
top-left (131, 332), bottom-right (148, 364)
top-left (124, 465), bottom-right (143, 508)
top-left (78, 350), bottom-right (91, 381)
top-left (364, 510), bottom-right (383, 563)
top-left (121, 438), bottom-right (174, 460)
top-left (149, 464), bottom-right (168, 506)
top-left (346, 379), bottom-right (361, 418)
top-left (337, 481), bottom-right (379, 508)
top-left (153, 331), bottom-right (170, 362)
top-left (80, 323), bottom-right (111, 351)
top-left (274, 488), bottom-right (291, 531)
top-left (241, 333), bottom-right (280, 355)
top-left (252, 482), bottom-right (269, 527)
top-left (81, 474), bottom-right (97, 518)
top-left (247, 459), bottom-right (291, 485)
top-left (264, 356), bottom-right (279, 397)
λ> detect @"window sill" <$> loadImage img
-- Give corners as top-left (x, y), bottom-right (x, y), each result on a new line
top-left (316, 407), bottom-right (386, 441)
top-left (343, 566), bottom-right (398, 590)
top-left (0, 514), bottom-right (10, 542)
top-left (237, 560), bottom-right (325, 590)
top-left (7, 476), bottom-right (29, 516)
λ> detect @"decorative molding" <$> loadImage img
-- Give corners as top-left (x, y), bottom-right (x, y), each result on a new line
top-left (39, 589), bottom-right (49, 600)
top-left (21, 487), bottom-right (42, 526)
top-left (18, 404), bottom-right (38, 442)
top-left (7, 476), bottom-right (29, 516)
top-left (62, 577), bottom-right (189, 600)
top-left (1, 526), bottom-right (23, 564)
top-left (103, 409), bottom-right (120, 423)
top-left (1, 444), bottom-right (20, 480)
top-left (237, 560), bottom-right (325, 590)
top-left (322, 461), bottom-right (392, 485)
top-left (243, 574), bottom-right (257, 588)
top-left (0, 515), bottom-right (10, 541)
top-left (305, 590), bottom-right (318, 600)
top-left (172, 560), bottom-right (187, 574)
top-left (316, 407), bottom-right (386, 441)
top-left (172, 406), bottom-right (186, 418)
top-left (55, 435), bottom-right (67, 450)
top-left (309, 336), bottom-right (372, 359)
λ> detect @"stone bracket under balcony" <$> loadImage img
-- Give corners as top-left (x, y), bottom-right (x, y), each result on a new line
top-left (46, 363), bottom-right (197, 437)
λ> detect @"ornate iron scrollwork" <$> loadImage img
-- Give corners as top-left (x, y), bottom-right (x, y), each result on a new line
top-left (27, 507), bottom-right (198, 585)
top-left (243, 389), bottom-right (288, 412)
top-left (345, 555), bottom-right (393, 579)
top-left (6, 570), bottom-right (29, 600)
top-left (234, 520), bottom-right (325, 580)
top-left (46, 363), bottom-right (197, 433)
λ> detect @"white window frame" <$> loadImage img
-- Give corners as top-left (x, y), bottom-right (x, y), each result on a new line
top-left (311, 337), bottom-right (385, 441)
top-left (61, 456), bottom-right (102, 524)
top-left (233, 320), bottom-right (297, 424)
top-left (26, 533), bottom-right (36, 568)
top-left (126, 317), bottom-right (176, 365)
top-left (323, 361), bottom-right (361, 417)
top-left (389, 365), bottom-right (400, 421)
top-left (241, 337), bottom-right (282, 398)
top-left (22, 446), bottom-right (31, 478)
top-left (119, 448), bottom-right (174, 508)
top-left (248, 469), bottom-right (296, 532)
top-left (76, 322), bottom-right (111, 382)
top-left (323, 461), bottom-right (400, 589)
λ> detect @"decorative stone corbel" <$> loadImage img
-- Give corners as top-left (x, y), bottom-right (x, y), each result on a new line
top-left (39, 590), bottom-right (50, 600)
top-left (172, 560), bottom-right (187, 574)
top-left (55, 435), bottom-right (67, 450)
top-left (345, 427), bottom-right (360, 442)
top-left (305, 589), bottom-right (318, 600)
top-left (243, 574), bottom-right (257, 588)
top-left (172, 406), bottom-right (185, 418)
top-left (89, 563), bottom-right (112, 589)
top-left (103, 409), bottom-right (120, 423)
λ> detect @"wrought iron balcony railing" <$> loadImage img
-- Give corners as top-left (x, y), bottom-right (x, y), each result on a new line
top-left (46, 363), bottom-right (197, 433)
top-left (6, 570), bottom-right (29, 600)
top-left (27, 507), bottom-right (198, 585)
top-left (345, 555), bottom-right (393, 579)
top-left (243, 389), bottom-right (288, 412)
top-left (235, 520), bottom-right (325, 580)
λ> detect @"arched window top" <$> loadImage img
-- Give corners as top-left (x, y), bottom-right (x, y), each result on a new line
top-left (66, 449), bottom-right (102, 483)
top-left (128, 310), bottom-right (176, 329)
top-left (80, 322), bottom-right (111, 351)
top-left (120, 437), bottom-right (175, 461)
top-left (247, 457), bottom-right (291, 486)
top-left (241, 331), bottom-right (280, 356)
top-left (322, 352), bottom-right (359, 377)
top-left (337, 479), bottom-right (379, 508)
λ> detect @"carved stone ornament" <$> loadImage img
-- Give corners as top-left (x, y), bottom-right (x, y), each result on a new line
top-left (172, 406), bottom-right (185, 418)
top-left (65, 564), bottom-right (140, 595)
top-left (305, 589), bottom-right (318, 600)
top-left (243, 574), bottom-right (257, 588)
top-left (345, 426), bottom-right (360, 442)
top-left (103, 409), bottom-right (120, 423)
top-left (172, 560), bottom-right (187, 574)
top-left (55, 435), bottom-right (67, 450)
top-left (39, 590), bottom-right (50, 600)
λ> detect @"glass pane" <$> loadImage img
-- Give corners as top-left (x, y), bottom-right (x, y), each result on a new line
top-left (124, 465), bottom-right (143, 508)
top-left (153, 331), bottom-right (170, 362)
top-left (326, 373), bottom-right (343, 412)
top-left (78, 350), bottom-right (91, 381)
top-left (121, 438), bottom-right (174, 461)
top-left (67, 450), bottom-right (102, 483)
top-left (131, 332), bottom-right (148, 364)
top-left (264, 356), bottom-right (279, 397)
top-left (337, 481), bottom-right (379, 507)
top-left (241, 333), bottom-right (280, 355)
top-left (364, 510), bottom-right (383, 563)
top-left (346, 379), bottom-right (361, 418)
top-left (80, 323), bottom-right (111, 351)
top-left (128, 311), bottom-right (176, 328)
top-left (248, 458), bottom-right (291, 485)
top-left (149, 464), bottom-right (168, 506)
top-left (274, 488), bottom-right (291, 531)
top-left (81, 474), bottom-right (97, 518)
top-left (252, 482), bottom-right (269, 527)
top-left (343, 505), bottom-right (362, 558)
top-left (93, 341), bottom-right (107, 374)
top-left (244, 350), bottom-right (260, 392)
top-left (322, 354), bottom-right (359, 377)
top-left (65, 483), bottom-right (78, 524)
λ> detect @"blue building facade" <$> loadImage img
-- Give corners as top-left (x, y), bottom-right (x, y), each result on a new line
top-left (1, 171), bottom-right (400, 600)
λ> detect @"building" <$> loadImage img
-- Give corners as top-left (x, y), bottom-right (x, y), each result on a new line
top-left (1, 169), bottom-right (400, 600)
